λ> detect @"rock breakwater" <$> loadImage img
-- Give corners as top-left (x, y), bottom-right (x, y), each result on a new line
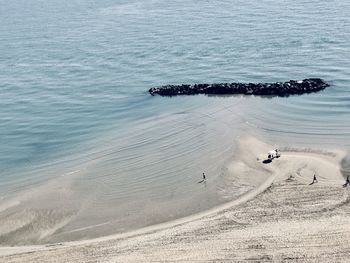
top-left (149, 78), bottom-right (329, 97)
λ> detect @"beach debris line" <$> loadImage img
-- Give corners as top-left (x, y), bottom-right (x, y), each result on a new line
top-left (149, 78), bottom-right (329, 97)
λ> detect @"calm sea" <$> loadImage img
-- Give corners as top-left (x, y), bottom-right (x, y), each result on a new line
top-left (0, 0), bottom-right (349, 243)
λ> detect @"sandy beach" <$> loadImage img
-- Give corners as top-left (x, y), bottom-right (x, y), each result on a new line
top-left (2, 0), bottom-right (350, 261)
top-left (1, 137), bottom-right (350, 262)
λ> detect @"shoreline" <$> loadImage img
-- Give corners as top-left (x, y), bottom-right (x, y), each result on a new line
top-left (0, 137), bottom-right (277, 255)
top-left (0, 174), bottom-right (277, 257)
top-left (1, 136), bottom-right (349, 261)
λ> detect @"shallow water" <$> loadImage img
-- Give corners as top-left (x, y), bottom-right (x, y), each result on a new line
top-left (0, 0), bottom-right (350, 243)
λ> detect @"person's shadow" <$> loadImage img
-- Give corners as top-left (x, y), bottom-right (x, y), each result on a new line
top-left (262, 159), bottom-right (272, 164)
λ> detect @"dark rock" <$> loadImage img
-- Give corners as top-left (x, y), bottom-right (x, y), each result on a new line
top-left (148, 78), bottom-right (329, 97)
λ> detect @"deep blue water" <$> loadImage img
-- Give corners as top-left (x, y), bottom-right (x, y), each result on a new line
top-left (0, 0), bottom-right (349, 243)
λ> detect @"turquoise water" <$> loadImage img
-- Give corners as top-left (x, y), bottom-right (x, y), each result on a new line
top-left (0, 0), bottom-right (350, 243)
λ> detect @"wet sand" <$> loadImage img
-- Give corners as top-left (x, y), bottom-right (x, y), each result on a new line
top-left (1, 137), bottom-right (350, 262)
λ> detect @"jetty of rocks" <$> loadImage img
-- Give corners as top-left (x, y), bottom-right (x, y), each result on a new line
top-left (149, 78), bottom-right (329, 97)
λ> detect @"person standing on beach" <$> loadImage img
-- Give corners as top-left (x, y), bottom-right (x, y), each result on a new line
top-left (203, 173), bottom-right (206, 181)
top-left (344, 175), bottom-right (350, 187)
top-left (312, 174), bottom-right (318, 184)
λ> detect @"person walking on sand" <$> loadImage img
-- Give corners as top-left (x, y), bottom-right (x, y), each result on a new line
top-left (203, 172), bottom-right (206, 181)
top-left (312, 174), bottom-right (318, 184)
top-left (343, 175), bottom-right (350, 187)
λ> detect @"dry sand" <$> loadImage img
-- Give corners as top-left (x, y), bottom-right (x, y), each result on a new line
top-left (1, 137), bottom-right (350, 262)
